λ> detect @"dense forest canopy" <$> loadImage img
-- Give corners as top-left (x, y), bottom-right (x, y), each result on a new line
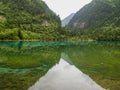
top-left (68, 0), bottom-right (120, 29)
top-left (0, 0), bottom-right (62, 40)
top-left (67, 0), bottom-right (120, 41)
top-left (0, 0), bottom-right (120, 41)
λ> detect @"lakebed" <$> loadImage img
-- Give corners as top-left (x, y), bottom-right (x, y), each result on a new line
top-left (0, 41), bottom-right (120, 90)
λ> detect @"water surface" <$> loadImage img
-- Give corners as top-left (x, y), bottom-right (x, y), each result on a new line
top-left (0, 41), bottom-right (119, 90)
top-left (29, 57), bottom-right (105, 90)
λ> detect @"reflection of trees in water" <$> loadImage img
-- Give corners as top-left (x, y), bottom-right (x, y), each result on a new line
top-left (61, 52), bottom-right (73, 65)
top-left (62, 42), bottom-right (120, 90)
top-left (0, 41), bottom-right (120, 90)
top-left (0, 41), bottom-right (120, 75)
top-left (18, 41), bottom-right (23, 50)
top-left (0, 42), bottom-right (62, 69)
top-left (0, 42), bottom-right (63, 90)
top-left (29, 58), bottom-right (105, 90)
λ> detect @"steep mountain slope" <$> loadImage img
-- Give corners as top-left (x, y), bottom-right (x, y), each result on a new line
top-left (62, 13), bottom-right (74, 27)
top-left (0, 0), bottom-right (61, 40)
top-left (68, 0), bottom-right (120, 29)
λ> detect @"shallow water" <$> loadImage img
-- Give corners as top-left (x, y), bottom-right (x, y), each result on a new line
top-left (29, 58), bottom-right (105, 90)
top-left (0, 41), bottom-right (120, 90)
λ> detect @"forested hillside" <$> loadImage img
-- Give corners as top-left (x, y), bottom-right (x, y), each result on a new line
top-left (0, 0), bottom-right (61, 40)
top-left (62, 13), bottom-right (74, 27)
top-left (67, 0), bottom-right (120, 41)
top-left (0, 0), bottom-right (120, 41)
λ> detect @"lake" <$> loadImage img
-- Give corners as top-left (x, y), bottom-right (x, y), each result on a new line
top-left (0, 41), bottom-right (120, 90)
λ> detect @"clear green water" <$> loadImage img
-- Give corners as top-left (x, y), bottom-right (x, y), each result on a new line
top-left (0, 41), bottom-right (120, 90)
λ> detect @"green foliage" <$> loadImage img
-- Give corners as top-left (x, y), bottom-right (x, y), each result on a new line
top-left (0, 28), bottom-right (20, 40)
top-left (0, 0), bottom-right (120, 41)
top-left (0, 0), bottom-right (61, 41)
top-left (66, 0), bottom-right (120, 41)
top-left (93, 26), bottom-right (120, 41)
top-left (68, 0), bottom-right (120, 29)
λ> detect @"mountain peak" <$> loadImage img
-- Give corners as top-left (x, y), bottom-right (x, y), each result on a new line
top-left (68, 0), bottom-right (120, 29)
top-left (62, 13), bottom-right (75, 27)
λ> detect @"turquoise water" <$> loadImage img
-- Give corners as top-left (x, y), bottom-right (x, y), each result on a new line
top-left (0, 41), bottom-right (120, 90)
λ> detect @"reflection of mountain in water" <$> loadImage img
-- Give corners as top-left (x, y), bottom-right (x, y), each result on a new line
top-left (28, 58), bottom-right (105, 90)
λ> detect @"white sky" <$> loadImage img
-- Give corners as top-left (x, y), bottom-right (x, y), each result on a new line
top-left (43, 0), bottom-right (92, 20)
